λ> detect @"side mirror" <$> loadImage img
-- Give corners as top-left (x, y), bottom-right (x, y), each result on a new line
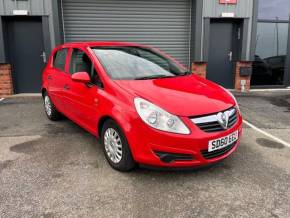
top-left (71, 72), bottom-right (91, 83)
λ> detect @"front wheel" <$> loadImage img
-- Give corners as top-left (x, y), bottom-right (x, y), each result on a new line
top-left (101, 120), bottom-right (135, 171)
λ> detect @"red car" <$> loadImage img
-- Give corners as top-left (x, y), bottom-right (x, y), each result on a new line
top-left (42, 42), bottom-right (242, 171)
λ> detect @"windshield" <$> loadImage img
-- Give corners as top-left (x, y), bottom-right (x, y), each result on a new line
top-left (92, 46), bottom-right (188, 80)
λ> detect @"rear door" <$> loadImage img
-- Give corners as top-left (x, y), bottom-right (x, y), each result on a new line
top-left (64, 47), bottom-right (103, 133)
top-left (48, 48), bottom-right (70, 111)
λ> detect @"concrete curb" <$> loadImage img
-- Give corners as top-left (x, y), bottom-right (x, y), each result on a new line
top-left (3, 93), bottom-right (42, 98)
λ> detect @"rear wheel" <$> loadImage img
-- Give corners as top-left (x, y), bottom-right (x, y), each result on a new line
top-left (43, 92), bottom-right (61, 121)
top-left (101, 120), bottom-right (135, 171)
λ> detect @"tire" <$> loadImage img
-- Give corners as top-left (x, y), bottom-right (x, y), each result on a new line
top-left (43, 92), bottom-right (62, 121)
top-left (101, 119), bottom-right (135, 171)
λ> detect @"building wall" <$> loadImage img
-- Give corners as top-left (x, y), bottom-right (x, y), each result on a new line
top-left (0, 0), bottom-right (259, 94)
top-left (0, 0), bottom-right (60, 96)
top-left (191, 0), bottom-right (257, 91)
top-left (203, 0), bottom-right (254, 61)
top-left (1, 0), bottom-right (50, 15)
top-left (203, 0), bottom-right (253, 18)
top-left (1, 0), bottom-right (256, 65)
top-left (0, 0), bottom-right (58, 63)
top-left (193, 0), bottom-right (256, 62)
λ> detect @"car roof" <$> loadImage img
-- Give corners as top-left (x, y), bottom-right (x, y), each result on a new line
top-left (62, 41), bottom-right (150, 48)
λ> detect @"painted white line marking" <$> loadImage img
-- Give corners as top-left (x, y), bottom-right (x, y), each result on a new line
top-left (250, 88), bottom-right (290, 92)
top-left (0, 98), bottom-right (4, 102)
top-left (243, 120), bottom-right (290, 148)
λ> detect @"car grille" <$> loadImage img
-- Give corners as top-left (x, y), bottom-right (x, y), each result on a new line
top-left (191, 107), bottom-right (238, 133)
top-left (201, 141), bottom-right (236, 160)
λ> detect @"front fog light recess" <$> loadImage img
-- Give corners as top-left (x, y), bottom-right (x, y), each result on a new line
top-left (134, 97), bottom-right (190, 134)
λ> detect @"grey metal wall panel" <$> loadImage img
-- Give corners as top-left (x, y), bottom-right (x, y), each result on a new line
top-left (192, 0), bottom-right (203, 61)
top-left (0, 18), bottom-right (5, 63)
top-left (30, 0), bottom-right (44, 15)
top-left (62, 0), bottom-right (191, 65)
top-left (1, 0), bottom-right (12, 15)
top-left (50, 0), bottom-right (63, 46)
top-left (42, 16), bottom-right (52, 56)
top-left (16, 0), bottom-right (29, 11)
top-left (0, 0), bottom-right (5, 14)
top-left (200, 0), bottom-right (255, 61)
top-left (0, 0), bottom-right (58, 54)
top-left (203, 0), bottom-right (253, 18)
top-left (0, 0), bottom-right (48, 15)
top-left (250, 0), bottom-right (258, 61)
top-left (190, 0), bottom-right (196, 62)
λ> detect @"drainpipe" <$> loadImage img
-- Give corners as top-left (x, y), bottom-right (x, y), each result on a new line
top-left (275, 16), bottom-right (279, 56)
top-left (60, 0), bottom-right (66, 42)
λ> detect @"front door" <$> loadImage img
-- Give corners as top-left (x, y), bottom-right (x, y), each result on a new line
top-left (4, 16), bottom-right (45, 93)
top-left (65, 48), bottom-right (101, 134)
top-left (207, 20), bottom-right (239, 88)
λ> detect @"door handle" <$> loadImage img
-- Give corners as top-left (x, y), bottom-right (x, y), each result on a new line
top-left (228, 51), bottom-right (233, 62)
top-left (64, 84), bottom-right (70, 90)
top-left (47, 75), bottom-right (52, 80)
top-left (40, 51), bottom-right (47, 63)
top-left (94, 98), bottom-right (99, 105)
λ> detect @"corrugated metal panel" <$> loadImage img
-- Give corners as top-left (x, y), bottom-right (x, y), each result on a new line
top-left (62, 0), bottom-right (191, 65)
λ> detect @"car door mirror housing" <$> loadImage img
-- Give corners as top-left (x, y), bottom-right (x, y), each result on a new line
top-left (71, 72), bottom-right (91, 83)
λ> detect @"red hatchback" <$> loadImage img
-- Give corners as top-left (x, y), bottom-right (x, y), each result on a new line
top-left (42, 42), bottom-right (243, 171)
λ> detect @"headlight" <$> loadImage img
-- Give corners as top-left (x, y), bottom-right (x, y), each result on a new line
top-left (134, 97), bottom-right (190, 134)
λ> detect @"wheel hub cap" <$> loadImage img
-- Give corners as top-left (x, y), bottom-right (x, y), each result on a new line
top-left (104, 128), bottom-right (123, 163)
top-left (44, 96), bottom-right (52, 116)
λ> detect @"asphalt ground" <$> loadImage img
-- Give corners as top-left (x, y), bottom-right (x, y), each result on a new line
top-left (0, 91), bottom-right (290, 218)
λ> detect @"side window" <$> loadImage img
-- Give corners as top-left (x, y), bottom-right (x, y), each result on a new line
top-left (69, 49), bottom-right (103, 88)
top-left (53, 49), bottom-right (67, 71)
top-left (69, 49), bottom-right (93, 75)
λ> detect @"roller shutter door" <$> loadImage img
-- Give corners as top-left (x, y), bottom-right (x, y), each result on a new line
top-left (62, 0), bottom-right (191, 65)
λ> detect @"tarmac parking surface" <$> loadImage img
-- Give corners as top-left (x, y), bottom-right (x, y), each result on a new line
top-left (0, 91), bottom-right (290, 218)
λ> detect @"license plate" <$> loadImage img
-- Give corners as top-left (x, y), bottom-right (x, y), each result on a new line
top-left (208, 131), bottom-right (238, 152)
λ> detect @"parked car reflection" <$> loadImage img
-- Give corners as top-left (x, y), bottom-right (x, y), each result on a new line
top-left (252, 55), bottom-right (285, 86)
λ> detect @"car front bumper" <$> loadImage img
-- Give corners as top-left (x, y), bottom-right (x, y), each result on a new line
top-left (125, 111), bottom-right (243, 168)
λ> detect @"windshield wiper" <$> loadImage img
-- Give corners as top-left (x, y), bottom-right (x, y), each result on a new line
top-left (134, 75), bottom-right (174, 80)
top-left (179, 70), bottom-right (191, 76)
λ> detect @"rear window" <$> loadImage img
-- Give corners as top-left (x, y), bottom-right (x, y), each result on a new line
top-left (53, 49), bottom-right (67, 71)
